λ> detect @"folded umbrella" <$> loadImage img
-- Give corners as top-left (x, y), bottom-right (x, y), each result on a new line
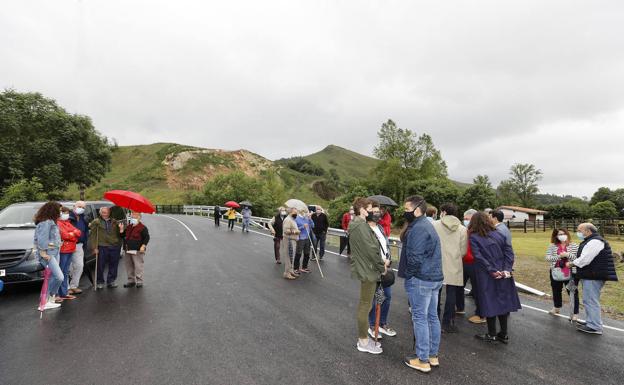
top-left (103, 190), bottom-right (156, 214)
top-left (38, 267), bottom-right (51, 318)
top-left (367, 195), bottom-right (398, 207)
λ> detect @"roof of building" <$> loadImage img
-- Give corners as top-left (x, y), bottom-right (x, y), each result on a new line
top-left (497, 205), bottom-right (548, 215)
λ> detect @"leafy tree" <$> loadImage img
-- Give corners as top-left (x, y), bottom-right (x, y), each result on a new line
top-left (546, 203), bottom-right (583, 219)
top-left (405, 178), bottom-right (461, 209)
top-left (0, 90), bottom-right (112, 195)
top-left (590, 201), bottom-right (618, 219)
top-left (327, 185), bottom-right (371, 227)
top-left (0, 178), bottom-right (45, 208)
top-left (458, 175), bottom-right (497, 211)
top-left (276, 157), bottom-right (325, 176)
top-left (590, 187), bottom-right (614, 206)
top-left (499, 163), bottom-right (543, 207)
top-left (496, 179), bottom-right (519, 206)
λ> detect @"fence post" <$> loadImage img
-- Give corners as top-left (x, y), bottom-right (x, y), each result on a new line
top-left (533, 220), bottom-right (537, 233)
top-left (523, 219), bottom-right (527, 233)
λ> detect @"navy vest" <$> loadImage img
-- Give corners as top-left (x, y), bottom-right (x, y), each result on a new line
top-left (576, 234), bottom-right (618, 282)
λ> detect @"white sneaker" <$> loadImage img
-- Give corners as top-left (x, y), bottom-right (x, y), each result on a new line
top-left (41, 301), bottom-right (61, 310)
top-left (368, 328), bottom-right (382, 339)
top-left (549, 307), bottom-right (560, 315)
top-left (357, 339), bottom-right (383, 354)
top-left (379, 325), bottom-right (397, 337)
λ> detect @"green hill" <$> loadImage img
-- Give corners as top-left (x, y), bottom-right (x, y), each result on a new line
top-left (303, 145), bottom-right (379, 180)
top-left (67, 142), bottom-right (379, 205)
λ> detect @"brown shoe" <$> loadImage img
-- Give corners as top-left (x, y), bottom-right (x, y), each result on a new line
top-left (283, 273), bottom-right (297, 280)
top-left (468, 316), bottom-right (486, 324)
top-left (404, 355), bottom-right (431, 373)
top-left (69, 288), bottom-right (83, 295)
top-left (429, 356), bottom-right (440, 367)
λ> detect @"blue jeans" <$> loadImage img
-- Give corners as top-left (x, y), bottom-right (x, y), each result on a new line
top-left (405, 277), bottom-right (443, 362)
top-left (57, 253), bottom-right (73, 297)
top-left (40, 255), bottom-right (64, 297)
top-left (581, 279), bottom-right (605, 331)
top-left (369, 286), bottom-right (392, 327)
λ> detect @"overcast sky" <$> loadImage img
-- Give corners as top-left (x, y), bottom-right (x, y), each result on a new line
top-left (2, 0), bottom-right (623, 197)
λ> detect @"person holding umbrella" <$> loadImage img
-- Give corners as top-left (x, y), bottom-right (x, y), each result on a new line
top-left (241, 204), bottom-right (252, 233)
top-left (225, 204), bottom-right (238, 231)
top-left (368, 195), bottom-right (398, 238)
top-left (349, 197), bottom-right (386, 355)
top-left (122, 212), bottom-right (150, 288)
top-left (214, 204), bottom-right (221, 227)
top-left (269, 207), bottom-right (288, 264)
top-left (89, 207), bottom-right (124, 289)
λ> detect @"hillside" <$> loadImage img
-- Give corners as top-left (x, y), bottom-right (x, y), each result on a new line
top-left (67, 142), bottom-right (378, 205)
top-left (302, 145), bottom-right (379, 180)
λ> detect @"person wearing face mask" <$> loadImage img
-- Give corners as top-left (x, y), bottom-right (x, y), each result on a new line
top-left (89, 206), bottom-right (124, 289)
top-left (349, 198), bottom-right (386, 355)
top-left (280, 207), bottom-right (300, 280)
top-left (399, 195), bottom-right (443, 373)
top-left (566, 223), bottom-right (619, 335)
top-left (367, 202), bottom-right (395, 340)
top-left (269, 207), bottom-right (288, 264)
top-left (340, 207), bottom-right (355, 256)
top-left (293, 209), bottom-right (314, 274)
top-left (545, 228), bottom-right (579, 320)
top-left (311, 207), bottom-right (329, 261)
top-left (68, 201), bottom-right (89, 294)
top-left (57, 206), bottom-right (82, 300)
top-left (121, 212), bottom-right (150, 288)
top-left (214, 204), bottom-right (221, 227)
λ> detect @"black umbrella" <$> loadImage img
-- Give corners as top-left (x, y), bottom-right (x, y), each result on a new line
top-left (367, 195), bottom-right (398, 207)
top-left (239, 200), bottom-right (253, 207)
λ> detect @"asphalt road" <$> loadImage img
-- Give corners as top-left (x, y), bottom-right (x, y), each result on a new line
top-left (1, 214), bottom-right (624, 385)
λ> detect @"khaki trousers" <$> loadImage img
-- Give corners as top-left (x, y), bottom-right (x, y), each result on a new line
top-left (280, 238), bottom-right (296, 276)
top-left (125, 251), bottom-right (145, 283)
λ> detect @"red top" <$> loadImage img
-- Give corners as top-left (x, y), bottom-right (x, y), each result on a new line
top-left (341, 213), bottom-right (352, 231)
top-left (463, 236), bottom-right (474, 264)
top-left (378, 212), bottom-right (392, 237)
top-left (57, 219), bottom-right (82, 253)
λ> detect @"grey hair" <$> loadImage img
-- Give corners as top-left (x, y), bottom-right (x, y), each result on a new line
top-left (463, 209), bottom-right (478, 217)
top-left (580, 223), bottom-right (598, 233)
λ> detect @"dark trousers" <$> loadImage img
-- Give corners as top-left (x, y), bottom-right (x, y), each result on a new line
top-left (273, 237), bottom-right (282, 261)
top-left (550, 272), bottom-right (580, 314)
top-left (438, 285), bottom-right (460, 326)
top-left (339, 236), bottom-right (351, 255)
top-left (97, 246), bottom-right (121, 284)
top-left (294, 239), bottom-right (311, 270)
top-left (487, 313), bottom-right (509, 336)
top-left (228, 219), bottom-right (235, 230)
top-left (313, 232), bottom-right (327, 258)
top-left (214, 215), bottom-right (220, 226)
top-left (456, 263), bottom-right (480, 316)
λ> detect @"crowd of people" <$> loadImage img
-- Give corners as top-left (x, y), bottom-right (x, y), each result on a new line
top-left (34, 201), bottom-right (150, 311)
top-left (260, 195), bottom-right (618, 374)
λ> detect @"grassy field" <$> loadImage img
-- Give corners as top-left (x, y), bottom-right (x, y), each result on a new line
top-left (510, 230), bottom-right (624, 317)
top-left (303, 145), bottom-right (379, 180)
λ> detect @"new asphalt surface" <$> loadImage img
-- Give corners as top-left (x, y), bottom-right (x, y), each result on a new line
top-left (1, 214), bottom-right (624, 385)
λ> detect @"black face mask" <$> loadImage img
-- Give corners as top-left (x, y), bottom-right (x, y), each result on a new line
top-left (403, 210), bottom-right (415, 223)
top-left (291, 214), bottom-right (297, 218)
top-left (366, 211), bottom-right (376, 222)
top-left (372, 213), bottom-right (382, 223)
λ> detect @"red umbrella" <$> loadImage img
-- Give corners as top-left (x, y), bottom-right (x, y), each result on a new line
top-left (39, 267), bottom-right (51, 318)
top-left (103, 190), bottom-right (156, 214)
top-left (225, 201), bottom-right (240, 208)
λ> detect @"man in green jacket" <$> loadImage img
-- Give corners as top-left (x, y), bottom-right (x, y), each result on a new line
top-left (89, 207), bottom-right (124, 289)
top-left (349, 197), bottom-right (387, 355)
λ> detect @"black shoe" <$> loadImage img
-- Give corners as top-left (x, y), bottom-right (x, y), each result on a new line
top-left (123, 282), bottom-right (136, 288)
top-left (466, 291), bottom-right (474, 297)
top-left (496, 333), bottom-right (509, 344)
top-left (107, 282), bottom-right (118, 288)
top-left (475, 334), bottom-right (498, 342)
top-left (136, 283), bottom-right (143, 288)
top-left (576, 325), bottom-right (602, 335)
top-left (442, 324), bottom-right (459, 333)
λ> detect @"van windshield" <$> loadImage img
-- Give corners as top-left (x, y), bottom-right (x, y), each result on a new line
top-left (0, 205), bottom-right (40, 228)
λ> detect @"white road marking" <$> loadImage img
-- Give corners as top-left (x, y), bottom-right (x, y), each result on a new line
top-left (222, 221), bottom-right (624, 333)
top-left (158, 215), bottom-right (198, 241)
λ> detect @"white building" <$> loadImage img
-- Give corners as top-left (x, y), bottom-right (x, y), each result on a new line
top-left (497, 206), bottom-right (548, 223)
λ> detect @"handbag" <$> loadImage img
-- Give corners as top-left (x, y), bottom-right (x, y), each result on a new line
top-left (380, 270), bottom-right (395, 288)
top-left (551, 259), bottom-right (571, 281)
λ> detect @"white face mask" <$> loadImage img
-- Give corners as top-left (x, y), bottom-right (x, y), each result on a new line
top-left (74, 207), bottom-right (85, 215)
top-left (60, 213), bottom-right (70, 221)
top-left (130, 218), bottom-right (139, 225)
top-left (557, 234), bottom-right (568, 242)
top-left (280, 211), bottom-right (287, 216)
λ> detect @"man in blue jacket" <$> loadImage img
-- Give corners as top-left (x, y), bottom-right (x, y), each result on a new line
top-left (68, 201), bottom-right (89, 294)
top-left (293, 212), bottom-right (314, 274)
top-left (398, 195), bottom-right (443, 373)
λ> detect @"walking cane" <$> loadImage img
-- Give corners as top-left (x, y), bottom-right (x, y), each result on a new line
top-left (567, 277), bottom-right (577, 324)
top-left (93, 223), bottom-right (99, 291)
top-left (306, 230), bottom-right (324, 278)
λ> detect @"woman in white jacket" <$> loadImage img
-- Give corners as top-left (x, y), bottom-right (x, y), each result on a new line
top-left (545, 228), bottom-right (579, 321)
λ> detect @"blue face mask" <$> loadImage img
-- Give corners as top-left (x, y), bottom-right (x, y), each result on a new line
top-left (463, 220), bottom-right (470, 227)
top-left (576, 231), bottom-right (585, 240)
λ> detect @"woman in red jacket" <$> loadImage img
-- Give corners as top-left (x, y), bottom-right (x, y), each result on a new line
top-left (57, 206), bottom-right (81, 300)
